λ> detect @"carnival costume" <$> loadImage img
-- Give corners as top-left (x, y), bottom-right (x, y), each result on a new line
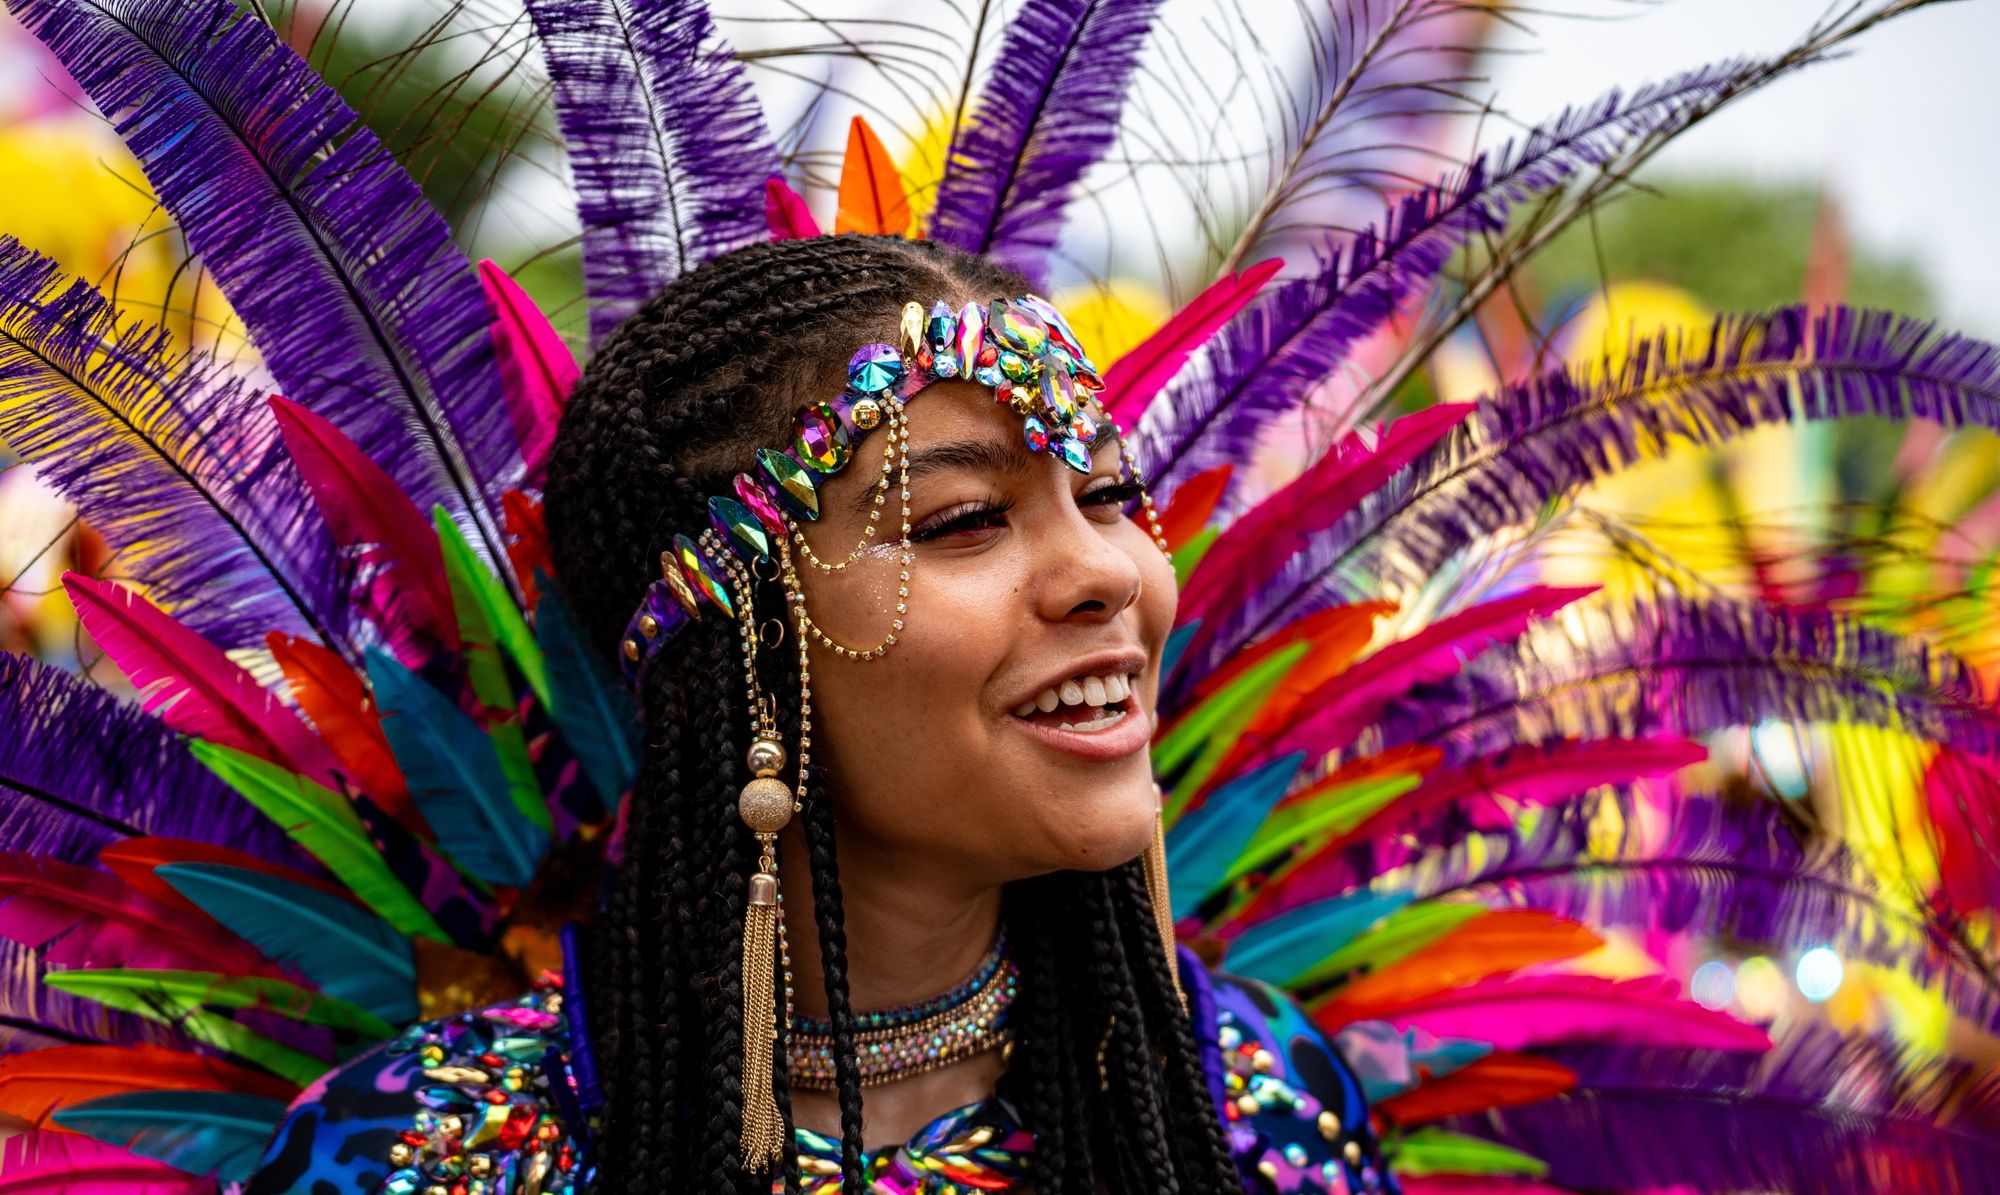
top-left (0, 0), bottom-right (1996, 1191)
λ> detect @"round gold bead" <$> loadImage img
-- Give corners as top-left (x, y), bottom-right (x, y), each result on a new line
top-left (746, 737), bottom-right (787, 777)
top-left (738, 776), bottom-right (794, 833)
top-left (638, 613), bottom-right (661, 639)
top-left (621, 637), bottom-right (641, 661)
top-left (852, 398), bottom-right (883, 429)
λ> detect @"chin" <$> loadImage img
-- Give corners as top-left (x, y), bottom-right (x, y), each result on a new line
top-left (1035, 774), bottom-right (1159, 874)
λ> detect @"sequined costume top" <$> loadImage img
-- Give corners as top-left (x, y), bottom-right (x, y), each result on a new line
top-left (243, 943), bottom-right (1394, 1195)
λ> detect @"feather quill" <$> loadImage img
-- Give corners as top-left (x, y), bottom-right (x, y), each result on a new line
top-left (524, 0), bottom-right (779, 343)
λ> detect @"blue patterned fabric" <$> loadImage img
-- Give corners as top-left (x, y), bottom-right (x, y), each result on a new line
top-left (242, 938), bottom-right (1391, 1194)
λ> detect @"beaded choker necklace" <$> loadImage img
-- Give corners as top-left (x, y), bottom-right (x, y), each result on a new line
top-left (787, 933), bottom-right (1017, 1090)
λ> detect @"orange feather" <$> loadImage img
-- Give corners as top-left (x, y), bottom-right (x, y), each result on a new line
top-left (1374, 1053), bottom-right (1575, 1126)
top-left (835, 116), bottom-right (911, 236)
top-left (0, 1045), bottom-right (298, 1128)
top-left (1315, 910), bottom-right (1604, 1022)
top-left (503, 489), bottom-right (552, 611)
top-left (1155, 465), bottom-right (1232, 551)
top-left (266, 633), bottom-right (419, 833)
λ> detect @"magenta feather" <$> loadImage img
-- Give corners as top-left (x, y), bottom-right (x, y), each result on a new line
top-left (0, 1130), bottom-right (210, 1194)
top-left (269, 396), bottom-right (457, 663)
top-left (1101, 259), bottom-right (1283, 426)
top-left (1924, 747), bottom-right (2000, 915)
top-left (61, 574), bottom-right (339, 789)
top-left (765, 177), bottom-right (821, 240)
top-left (0, 853), bottom-right (278, 977)
top-left (1385, 974), bottom-right (1770, 1053)
top-left (477, 260), bottom-right (577, 487)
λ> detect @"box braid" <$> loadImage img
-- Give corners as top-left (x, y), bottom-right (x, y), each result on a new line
top-left (544, 233), bottom-right (1244, 1194)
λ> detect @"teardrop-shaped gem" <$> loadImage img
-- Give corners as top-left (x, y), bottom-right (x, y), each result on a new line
top-left (899, 301), bottom-right (925, 357)
top-left (955, 302), bottom-right (986, 382)
top-left (733, 473), bottom-right (787, 538)
top-left (1021, 294), bottom-right (1088, 361)
top-left (1068, 410), bottom-right (1099, 443)
top-left (795, 401), bottom-right (852, 473)
top-left (1023, 415), bottom-right (1050, 453)
top-left (998, 350), bottom-right (1036, 384)
top-left (757, 447), bottom-right (820, 521)
top-left (1052, 435), bottom-right (1091, 474)
top-left (847, 343), bottom-right (904, 394)
top-left (708, 495), bottom-right (770, 561)
top-left (658, 549), bottom-right (701, 617)
top-left (674, 534), bottom-right (733, 614)
top-left (991, 298), bottom-right (1049, 356)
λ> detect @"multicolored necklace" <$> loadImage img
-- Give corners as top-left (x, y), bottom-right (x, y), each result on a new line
top-left (792, 1097), bottom-right (1035, 1195)
top-left (787, 933), bottom-right (1018, 1090)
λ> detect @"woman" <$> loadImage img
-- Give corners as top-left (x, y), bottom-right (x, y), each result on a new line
top-left (243, 233), bottom-right (1390, 1194)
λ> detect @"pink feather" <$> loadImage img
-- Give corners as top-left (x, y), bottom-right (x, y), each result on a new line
top-left (1401, 1180), bottom-right (1578, 1195)
top-left (1384, 974), bottom-right (1772, 1053)
top-left (477, 259), bottom-right (577, 484)
top-left (269, 396), bottom-right (457, 659)
top-left (0, 1130), bottom-right (210, 1194)
top-left (1178, 403), bottom-right (1474, 635)
top-left (1100, 258), bottom-right (1284, 425)
top-left (765, 177), bottom-right (822, 240)
top-left (1924, 747), bottom-right (2000, 914)
top-left (0, 853), bottom-right (282, 978)
top-left (62, 573), bottom-right (339, 788)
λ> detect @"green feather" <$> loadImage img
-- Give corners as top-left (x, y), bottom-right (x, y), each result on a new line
top-left (1224, 771), bottom-right (1425, 884)
top-left (1391, 1127), bottom-right (1550, 1178)
top-left (1171, 525), bottom-right (1220, 587)
top-left (189, 741), bottom-right (448, 943)
top-left (434, 508), bottom-right (550, 709)
top-left (1156, 643), bottom-right (1307, 816)
top-left (1295, 902), bottom-right (1485, 988)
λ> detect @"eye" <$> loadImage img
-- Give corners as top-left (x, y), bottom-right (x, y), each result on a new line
top-left (1080, 479), bottom-right (1143, 512)
top-left (911, 499), bottom-right (1012, 542)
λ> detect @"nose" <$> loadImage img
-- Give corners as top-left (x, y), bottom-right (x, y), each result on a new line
top-left (1030, 493), bottom-right (1144, 626)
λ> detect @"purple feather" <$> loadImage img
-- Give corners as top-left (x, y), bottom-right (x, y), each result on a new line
top-left (1289, 306), bottom-right (2000, 619)
top-left (0, 238), bottom-right (343, 655)
top-left (926, 0), bottom-right (1164, 280)
top-left (1454, 1028), bottom-right (2000, 1192)
top-left (14, 0), bottom-right (518, 575)
top-left (1134, 60), bottom-right (1771, 502)
top-left (525, 0), bottom-right (780, 345)
top-left (1364, 590), bottom-right (2000, 763)
top-left (0, 653), bottom-right (311, 871)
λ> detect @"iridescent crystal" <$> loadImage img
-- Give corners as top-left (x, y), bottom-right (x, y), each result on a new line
top-left (708, 495), bottom-right (770, 561)
top-left (1023, 415), bottom-right (1050, 453)
top-left (795, 401), bottom-right (851, 473)
top-left (757, 447), bottom-right (820, 521)
top-left (733, 473), bottom-right (787, 537)
top-left (899, 301), bottom-right (924, 357)
top-left (1022, 294), bottom-right (1088, 362)
top-left (675, 534), bottom-right (733, 613)
top-left (933, 353), bottom-right (960, 379)
top-left (1040, 364), bottom-right (1075, 421)
top-left (991, 298), bottom-right (1049, 356)
top-left (1052, 435), bottom-right (1091, 474)
top-left (659, 549), bottom-right (701, 616)
top-left (973, 363), bottom-right (1004, 387)
top-left (847, 343), bottom-right (904, 394)
top-left (955, 302), bottom-right (986, 383)
top-left (998, 350), bottom-right (1036, 384)
top-left (1068, 410), bottom-right (1099, 443)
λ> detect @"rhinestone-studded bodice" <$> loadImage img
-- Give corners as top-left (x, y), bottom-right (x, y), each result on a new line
top-left (242, 946), bottom-right (1392, 1194)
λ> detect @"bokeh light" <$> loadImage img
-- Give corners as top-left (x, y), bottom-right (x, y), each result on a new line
top-left (1735, 956), bottom-right (1787, 1020)
top-left (1690, 960), bottom-right (1735, 1010)
top-left (1796, 947), bottom-right (1844, 1003)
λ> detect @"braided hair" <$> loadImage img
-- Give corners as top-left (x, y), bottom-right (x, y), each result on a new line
top-left (544, 234), bottom-right (1242, 1194)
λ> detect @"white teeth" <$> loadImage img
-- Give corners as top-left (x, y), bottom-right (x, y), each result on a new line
top-left (1036, 688), bottom-right (1060, 713)
top-left (1014, 700), bottom-right (1037, 717)
top-left (1014, 673), bottom-right (1141, 719)
top-left (1059, 679), bottom-right (1085, 706)
top-left (1105, 674), bottom-right (1129, 702)
top-left (1082, 676), bottom-right (1107, 706)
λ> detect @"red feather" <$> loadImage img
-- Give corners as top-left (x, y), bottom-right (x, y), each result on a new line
top-left (62, 573), bottom-right (338, 788)
top-left (1377, 973), bottom-right (1772, 1053)
top-left (266, 633), bottom-right (417, 830)
top-left (1101, 258), bottom-right (1282, 425)
top-left (0, 853), bottom-right (282, 977)
top-left (97, 837), bottom-right (357, 922)
top-left (764, 176), bottom-right (822, 239)
top-left (0, 1130), bottom-right (210, 1193)
top-left (503, 489), bottom-right (552, 611)
top-left (1924, 746), bottom-right (2000, 914)
top-left (0, 1044), bottom-right (298, 1127)
top-left (1154, 465), bottom-right (1232, 553)
top-left (269, 395), bottom-right (457, 660)
top-left (1374, 1054), bottom-right (1575, 1126)
top-left (478, 259), bottom-right (577, 483)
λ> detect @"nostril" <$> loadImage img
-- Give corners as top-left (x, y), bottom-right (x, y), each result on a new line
top-left (1069, 599), bottom-right (1106, 615)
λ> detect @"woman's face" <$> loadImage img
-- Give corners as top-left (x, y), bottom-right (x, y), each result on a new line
top-left (795, 380), bottom-right (1177, 892)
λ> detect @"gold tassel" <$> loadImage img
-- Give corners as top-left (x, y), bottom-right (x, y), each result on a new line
top-left (1142, 803), bottom-right (1186, 1011)
top-left (738, 866), bottom-right (786, 1172)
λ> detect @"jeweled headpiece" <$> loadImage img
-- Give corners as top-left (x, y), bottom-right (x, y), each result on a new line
top-left (615, 295), bottom-right (1169, 1172)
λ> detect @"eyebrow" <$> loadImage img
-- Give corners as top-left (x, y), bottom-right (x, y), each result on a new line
top-left (844, 423), bottom-right (1125, 518)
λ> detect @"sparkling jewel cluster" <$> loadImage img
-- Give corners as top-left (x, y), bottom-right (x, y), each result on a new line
top-left (377, 982), bottom-right (586, 1195)
top-left (788, 940), bottom-right (1019, 1091)
top-left (1216, 1010), bottom-right (1388, 1195)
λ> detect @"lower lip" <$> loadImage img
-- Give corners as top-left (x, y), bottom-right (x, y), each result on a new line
top-left (1009, 704), bottom-right (1154, 763)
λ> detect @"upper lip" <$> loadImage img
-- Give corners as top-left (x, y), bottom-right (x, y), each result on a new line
top-left (1008, 649), bottom-right (1149, 712)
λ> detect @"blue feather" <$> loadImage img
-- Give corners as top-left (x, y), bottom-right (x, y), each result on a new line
top-left (1165, 752), bottom-right (1304, 919)
top-left (52, 1089), bottom-right (290, 1184)
top-left (1224, 890), bottom-right (1415, 987)
top-left (365, 649), bottom-right (547, 888)
top-left (534, 583), bottom-right (641, 809)
top-left (1160, 620), bottom-right (1199, 687)
top-left (155, 862), bottom-right (416, 1025)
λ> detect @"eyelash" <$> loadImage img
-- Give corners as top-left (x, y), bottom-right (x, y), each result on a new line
top-left (910, 480), bottom-right (1144, 542)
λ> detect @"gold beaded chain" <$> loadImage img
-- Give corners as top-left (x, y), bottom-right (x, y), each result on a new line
top-left (1109, 417), bottom-right (1173, 559)
top-left (785, 400), bottom-right (913, 662)
top-left (789, 397), bottom-right (902, 574)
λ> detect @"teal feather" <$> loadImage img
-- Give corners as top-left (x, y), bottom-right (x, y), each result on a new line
top-left (1223, 889), bottom-right (1416, 986)
top-left (1164, 752), bottom-right (1304, 919)
top-left (365, 649), bottom-right (547, 887)
top-left (155, 862), bottom-right (415, 1024)
top-left (534, 581), bottom-right (640, 809)
top-left (51, 1089), bottom-right (290, 1184)
top-left (1161, 619), bottom-right (1199, 685)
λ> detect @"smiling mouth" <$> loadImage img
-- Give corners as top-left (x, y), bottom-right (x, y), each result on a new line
top-left (1011, 671), bottom-right (1137, 734)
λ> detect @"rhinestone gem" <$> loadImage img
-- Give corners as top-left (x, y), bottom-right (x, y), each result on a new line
top-left (933, 354), bottom-right (960, 379)
top-left (658, 550), bottom-right (701, 617)
top-left (973, 364), bottom-right (1003, 387)
top-left (899, 301), bottom-right (924, 357)
top-left (708, 495), bottom-right (770, 561)
top-left (1052, 435), bottom-right (1091, 474)
top-left (674, 534), bottom-right (732, 613)
top-left (1023, 416), bottom-right (1050, 453)
top-left (847, 343), bottom-right (904, 394)
top-left (796, 401), bottom-right (852, 473)
top-left (991, 298), bottom-right (1048, 355)
top-left (955, 302), bottom-right (986, 381)
top-left (757, 448), bottom-right (820, 521)
top-left (1069, 410), bottom-right (1099, 442)
top-left (999, 350), bottom-right (1036, 384)
top-left (733, 473), bottom-right (787, 538)
top-left (1041, 364), bottom-right (1076, 420)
